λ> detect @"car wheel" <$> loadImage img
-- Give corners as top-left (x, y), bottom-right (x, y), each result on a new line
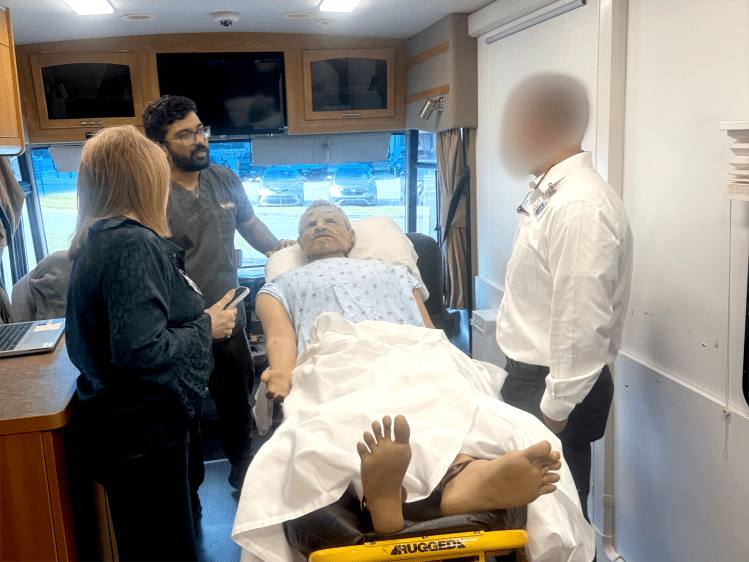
top-left (371, 196), bottom-right (378, 207)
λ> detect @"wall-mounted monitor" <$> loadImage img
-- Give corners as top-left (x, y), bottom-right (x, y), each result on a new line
top-left (156, 52), bottom-right (286, 136)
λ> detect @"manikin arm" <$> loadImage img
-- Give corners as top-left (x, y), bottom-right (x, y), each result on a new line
top-left (414, 289), bottom-right (435, 329)
top-left (256, 293), bottom-right (297, 403)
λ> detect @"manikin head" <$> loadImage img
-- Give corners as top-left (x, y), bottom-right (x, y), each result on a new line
top-left (297, 200), bottom-right (355, 261)
top-left (142, 95), bottom-right (211, 173)
top-left (501, 73), bottom-right (589, 177)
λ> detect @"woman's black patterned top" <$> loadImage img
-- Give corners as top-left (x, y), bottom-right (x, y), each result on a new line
top-left (67, 217), bottom-right (213, 441)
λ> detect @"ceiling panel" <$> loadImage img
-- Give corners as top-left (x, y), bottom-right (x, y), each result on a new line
top-left (4, 0), bottom-right (496, 45)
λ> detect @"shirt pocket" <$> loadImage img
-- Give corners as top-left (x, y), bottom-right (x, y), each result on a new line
top-left (507, 240), bottom-right (538, 295)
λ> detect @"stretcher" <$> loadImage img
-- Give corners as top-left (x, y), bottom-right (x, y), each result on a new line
top-left (284, 487), bottom-right (530, 562)
top-left (309, 529), bottom-right (529, 562)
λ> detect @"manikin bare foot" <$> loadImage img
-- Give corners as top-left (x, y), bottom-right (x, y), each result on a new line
top-left (440, 441), bottom-right (562, 516)
top-left (357, 415), bottom-right (412, 535)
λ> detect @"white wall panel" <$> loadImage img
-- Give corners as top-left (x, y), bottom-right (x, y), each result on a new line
top-left (614, 354), bottom-right (749, 562)
top-left (475, 0), bottom-right (599, 290)
top-left (621, 0), bottom-right (749, 408)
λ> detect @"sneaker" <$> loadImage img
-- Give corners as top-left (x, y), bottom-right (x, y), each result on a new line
top-left (228, 458), bottom-right (252, 489)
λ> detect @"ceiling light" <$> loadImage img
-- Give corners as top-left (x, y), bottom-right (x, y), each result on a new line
top-left (61, 0), bottom-right (114, 16)
top-left (419, 97), bottom-right (444, 120)
top-left (319, 0), bottom-right (362, 13)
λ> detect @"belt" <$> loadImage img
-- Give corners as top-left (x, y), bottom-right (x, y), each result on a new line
top-left (505, 357), bottom-right (548, 374)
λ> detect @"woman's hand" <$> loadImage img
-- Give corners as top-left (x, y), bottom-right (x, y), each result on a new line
top-left (206, 290), bottom-right (238, 340)
top-left (261, 369), bottom-right (292, 403)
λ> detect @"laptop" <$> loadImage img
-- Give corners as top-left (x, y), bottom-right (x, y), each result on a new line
top-left (0, 318), bottom-right (66, 358)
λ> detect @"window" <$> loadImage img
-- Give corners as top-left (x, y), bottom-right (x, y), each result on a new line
top-left (208, 133), bottom-right (414, 268)
top-left (31, 147), bottom-right (78, 255)
top-left (414, 131), bottom-right (439, 242)
top-left (27, 132), bottom-right (432, 272)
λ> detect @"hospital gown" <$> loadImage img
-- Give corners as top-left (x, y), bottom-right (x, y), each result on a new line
top-left (258, 257), bottom-right (425, 353)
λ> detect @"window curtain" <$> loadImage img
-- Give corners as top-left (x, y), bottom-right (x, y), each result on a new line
top-left (436, 129), bottom-right (472, 310)
top-left (0, 156), bottom-right (24, 322)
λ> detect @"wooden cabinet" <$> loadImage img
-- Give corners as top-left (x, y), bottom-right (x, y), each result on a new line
top-left (301, 48), bottom-right (395, 121)
top-left (0, 7), bottom-right (24, 156)
top-left (287, 45), bottom-right (406, 135)
top-left (29, 52), bottom-right (145, 133)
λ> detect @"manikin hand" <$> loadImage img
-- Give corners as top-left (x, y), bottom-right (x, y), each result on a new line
top-left (543, 414), bottom-right (568, 434)
top-left (262, 369), bottom-right (292, 403)
top-left (205, 290), bottom-right (237, 340)
top-left (265, 239), bottom-right (297, 257)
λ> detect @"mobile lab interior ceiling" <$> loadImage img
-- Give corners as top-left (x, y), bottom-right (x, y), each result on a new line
top-left (4, 0), bottom-right (495, 45)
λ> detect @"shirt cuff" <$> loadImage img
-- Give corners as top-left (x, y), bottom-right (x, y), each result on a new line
top-left (540, 391), bottom-right (576, 421)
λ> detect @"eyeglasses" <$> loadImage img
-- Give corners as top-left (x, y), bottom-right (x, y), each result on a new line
top-left (164, 126), bottom-right (211, 146)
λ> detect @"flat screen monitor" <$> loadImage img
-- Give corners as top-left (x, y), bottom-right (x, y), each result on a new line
top-left (156, 52), bottom-right (286, 136)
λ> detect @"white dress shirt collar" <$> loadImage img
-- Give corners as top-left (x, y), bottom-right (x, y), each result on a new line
top-left (529, 151), bottom-right (594, 193)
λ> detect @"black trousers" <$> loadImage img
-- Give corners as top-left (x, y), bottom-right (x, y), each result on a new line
top-left (189, 330), bottom-right (255, 493)
top-left (501, 358), bottom-right (614, 523)
top-left (95, 420), bottom-right (200, 561)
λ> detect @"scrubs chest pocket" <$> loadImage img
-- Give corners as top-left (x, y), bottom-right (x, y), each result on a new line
top-left (507, 241), bottom-right (538, 294)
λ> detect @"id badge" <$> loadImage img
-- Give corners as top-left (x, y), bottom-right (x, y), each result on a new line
top-left (180, 268), bottom-right (203, 296)
top-left (532, 196), bottom-right (548, 218)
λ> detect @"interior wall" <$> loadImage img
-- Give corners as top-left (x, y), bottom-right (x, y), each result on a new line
top-left (614, 1), bottom-right (749, 560)
top-left (620, 0), bottom-right (749, 411)
top-left (475, 0), bottom-right (600, 308)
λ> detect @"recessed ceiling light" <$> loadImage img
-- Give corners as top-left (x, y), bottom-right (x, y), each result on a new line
top-left (120, 14), bottom-right (157, 21)
top-left (319, 0), bottom-right (361, 13)
top-left (282, 12), bottom-right (314, 20)
top-left (61, 0), bottom-right (114, 16)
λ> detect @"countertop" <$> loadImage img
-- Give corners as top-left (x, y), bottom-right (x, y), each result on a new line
top-left (0, 336), bottom-right (78, 435)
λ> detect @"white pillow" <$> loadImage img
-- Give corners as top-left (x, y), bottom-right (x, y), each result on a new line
top-left (264, 215), bottom-right (429, 301)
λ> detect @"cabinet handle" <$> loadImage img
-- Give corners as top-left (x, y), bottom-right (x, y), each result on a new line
top-left (80, 121), bottom-right (104, 126)
top-left (341, 112), bottom-right (362, 117)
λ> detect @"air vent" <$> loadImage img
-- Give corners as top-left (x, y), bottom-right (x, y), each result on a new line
top-left (282, 12), bottom-right (313, 20)
top-left (120, 14), bottom-right (156, 21)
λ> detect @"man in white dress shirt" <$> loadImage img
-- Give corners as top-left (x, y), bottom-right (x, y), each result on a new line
top-left (496, 73), bottom-right (634, 523)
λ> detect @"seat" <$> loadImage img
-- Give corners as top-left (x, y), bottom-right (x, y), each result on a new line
top-left (284, 487), bottom-right (529, 561)
top-left (405, 233), bottom-right (461, 337)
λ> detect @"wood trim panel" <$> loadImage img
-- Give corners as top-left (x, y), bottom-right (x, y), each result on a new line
top-left (0, 432), bottom-right (57, 561)
top-left (42, 429), bottom-right (79, 561)
top-left (0, 7), bottom-right (8, 48)
top-left (0, 7), bottom-right (25, 156)
top-left (407, 41), bottom-right (449, 69)
top-left (405, 84), bottom-right (449, 106)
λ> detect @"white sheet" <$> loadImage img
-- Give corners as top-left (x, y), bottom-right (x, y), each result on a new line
top-left (233, 313), bottom-right (594, 562)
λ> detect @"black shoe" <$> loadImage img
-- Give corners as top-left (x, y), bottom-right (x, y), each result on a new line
top-left (228, 458), bottom-right (252, 490)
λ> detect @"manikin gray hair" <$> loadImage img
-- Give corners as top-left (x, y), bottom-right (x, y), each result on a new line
top-left (298, 200), bottom-right (352, 235)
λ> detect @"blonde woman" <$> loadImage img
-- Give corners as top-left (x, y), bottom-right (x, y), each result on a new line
top-left (66, 125), bottom-right (236, 561)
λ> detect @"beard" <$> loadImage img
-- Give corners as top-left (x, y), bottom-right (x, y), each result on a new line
top-left (170, 145), bottom-right (211, 172)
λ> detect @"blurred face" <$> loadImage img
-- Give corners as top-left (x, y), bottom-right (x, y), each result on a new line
top-left (297, 205), bottom-right (355, 258)
top-left (501, 94), bottom-right (560, 176)
top-left (162, 111), bottom-right (210, 172)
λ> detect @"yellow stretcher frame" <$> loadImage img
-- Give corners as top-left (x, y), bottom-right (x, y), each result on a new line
top-left (309, 529), bottom-right (529, 562)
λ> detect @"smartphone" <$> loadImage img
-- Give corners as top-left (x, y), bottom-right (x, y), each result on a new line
top-left (224, 286), bottom-right (250, 310)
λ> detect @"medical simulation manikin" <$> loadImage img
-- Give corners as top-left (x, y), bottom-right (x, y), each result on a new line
top-left (255, 201), bottom-right (563, 536)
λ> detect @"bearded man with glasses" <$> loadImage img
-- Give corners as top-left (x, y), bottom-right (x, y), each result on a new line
top-left (143, 96), bottom-right (294, 513)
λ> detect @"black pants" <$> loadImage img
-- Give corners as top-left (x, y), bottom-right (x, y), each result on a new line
top-left (189, 330), bottom-right (255, 491)
top-left (501, 358), bottom-right (614, 523)
top-left (96, 420), bottom-right (200, 561)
